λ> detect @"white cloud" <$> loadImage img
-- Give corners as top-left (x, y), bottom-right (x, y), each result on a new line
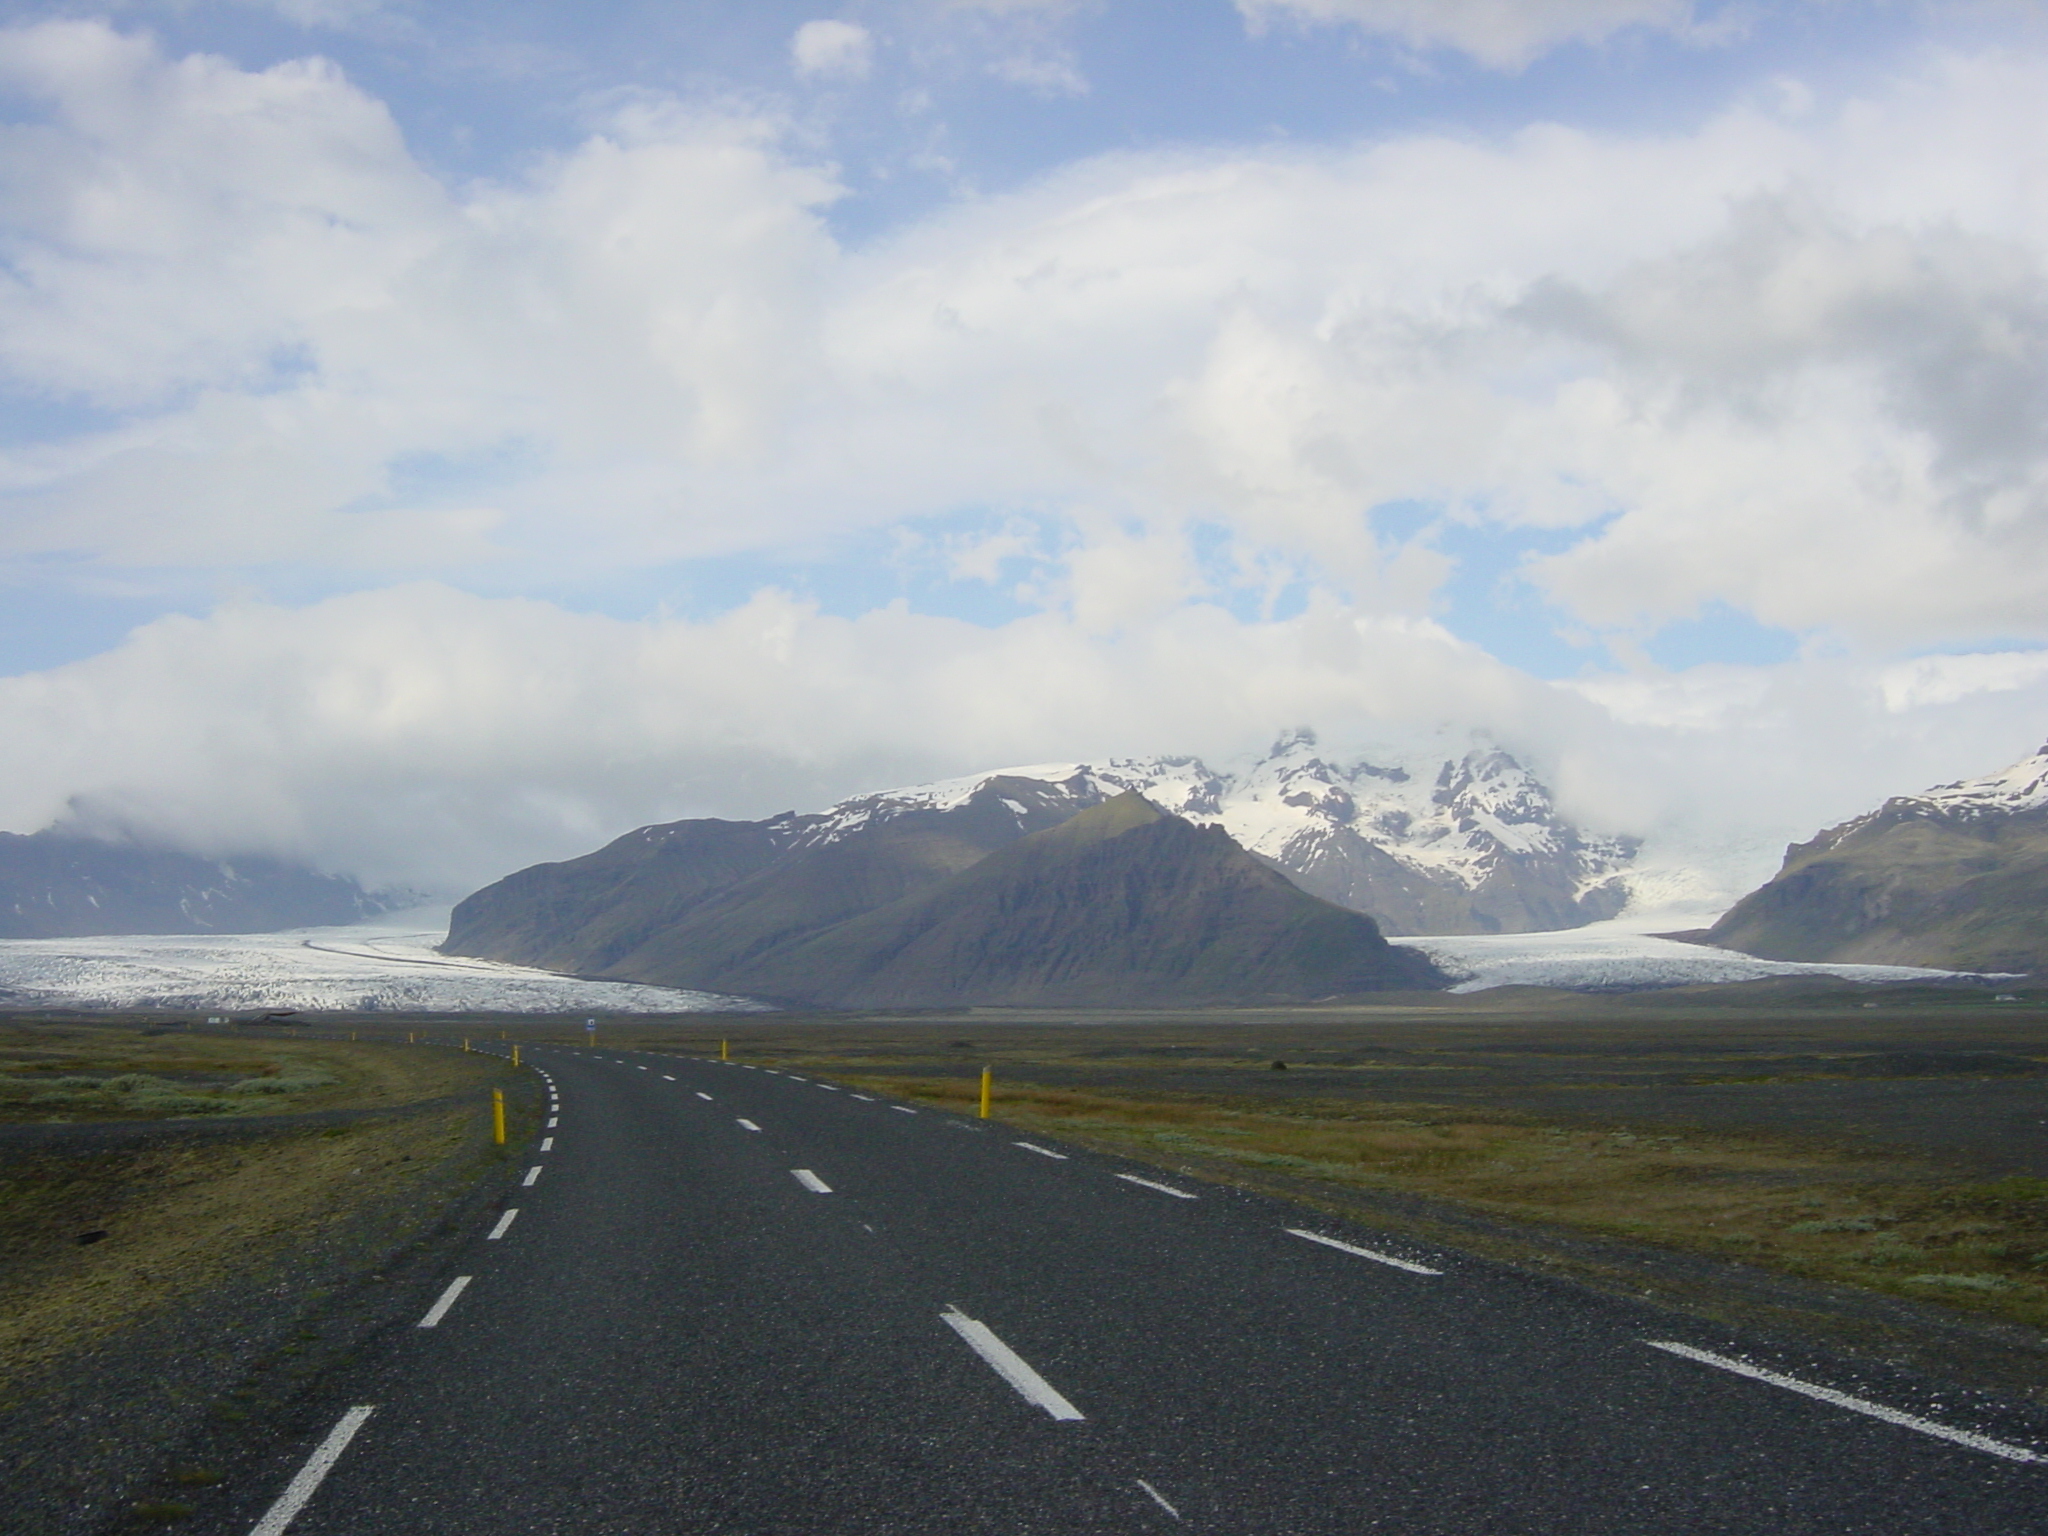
top-left (1234, 0), bottom-right (1713, 70)
top-left (17, 20), bottom-right (2048, 639)
top-left (0, 583), bottom-right (1558, 889)
top-left (1878, 649), bottom-right (2048, 712)
top-left (2, 24), bottom-right (2048, 898)
top-left (791, 19), bottom-right (875, 81)
top-left (5, 583), bottom-right (2044, 909)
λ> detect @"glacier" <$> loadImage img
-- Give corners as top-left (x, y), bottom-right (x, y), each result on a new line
top-left (0, 908), bottom-right (2000, 1012)
top-left (0, 909), bottom-right (761, 1014)
top-left (1395, 921), bottom-right (2014, 994)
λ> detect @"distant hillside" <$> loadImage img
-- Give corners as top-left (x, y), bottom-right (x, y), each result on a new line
top-left (0, 829), bottom-right (393, 939)
top-left (448, 791), bottom-right (1442, 1005)
top-left (445, 774), bottom-right (1093, 978)
top-left (1706, 742), bottom-right (2048, 974)
top-left (714, 794), bottom-right (1443, 1005)
top-left (456, 732), bottom-right (1631, 958)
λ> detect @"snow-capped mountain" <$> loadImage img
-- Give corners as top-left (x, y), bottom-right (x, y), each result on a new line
top-left (1706, 738), bottom-right (2048, 973)
top-left (1862, 740), bottom-right (2048, 825)
top-left (760, 730), bottom-right (1636, 935)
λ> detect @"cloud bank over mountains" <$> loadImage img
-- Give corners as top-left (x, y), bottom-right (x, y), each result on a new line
top-left (1, 12), bottom-right (2046, 898)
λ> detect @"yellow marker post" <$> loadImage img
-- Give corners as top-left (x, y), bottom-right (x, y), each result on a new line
top-left (492, 1088), bottom-right (505, 1145)
top-left (720, 1039), bottom-right (729, 1062)
top-left (407, 1031), bottom-right (416, 1044)
top-left (463, 1038), bottom-right (471, 1052)
top-left (511, 1043), bottom-right (521, 1068)
top-left (979, 1066), bottom-right (992, 1120)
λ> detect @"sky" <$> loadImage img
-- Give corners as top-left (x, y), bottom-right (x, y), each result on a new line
top-left (2, 0), bottom-right (2047, 905)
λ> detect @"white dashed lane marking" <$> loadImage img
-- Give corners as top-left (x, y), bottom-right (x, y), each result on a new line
top-left (940, 1307), bottom-right (1085, 1422)
top-left (247, 1404), bottom-right (376, 1536)
top-left (1116, 1173), bottom-right (1196, 1200)
top-left (1646, 1341), bottom-right (2044, 1463)
top-left (1015, 1142), bottom-right (1068, 1160)
top-left (1136, 1481), bottom-right (1182, 1520)
top-left (696, 1092), bottom-right (714, 1101)
top-left (539, 1137), bottom-right (554, 1151)
top-left (791, 1169), bottom-right (833, 1193)
top-left (416, 1276), bottom-right (472, 1329)
top-left (891, 1106), bottom-right (916, 1115)
top-left (737, 1119), bottom-right (761, 1132)
top-left (486, 1209), bottom-right (519, 1240)
top-left (522, 1166), bottom-right (543, 1187)
top-left (1285, 1228), bottom-right (1440, 1276)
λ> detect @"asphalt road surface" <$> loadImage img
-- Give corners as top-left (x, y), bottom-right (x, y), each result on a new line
top-left (202, 1046), bottom-right (2048, 1534)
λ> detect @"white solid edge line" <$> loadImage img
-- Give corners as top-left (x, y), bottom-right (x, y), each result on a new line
top-left (737, 1118), bottom-right (761, 1131)
top-left (416, 1276), bottom-right (472, 1328)
top-left (1116, 1172), bottom-right (1196, 1199)
top-left (522, 1166), bottom-right (542, 1186)
top-left (486, 1208), bottom-right (519, 1239)
top-left (247, 1404), bottom-right (375, 1536)
top-left (941, 1308), bottom-right (1085, 1421)
top-left (1135, 1480), bottom-right (1182, 1519)
top-left (791, 1168), bottom-right (833, 1193)
top-left (1015, 1141), bottom-right (1069, 1160)
top-left (1285, 1227), bottom-right (1441, 1276)
top-left (1645, 1341), bottom-right (2043, 1463)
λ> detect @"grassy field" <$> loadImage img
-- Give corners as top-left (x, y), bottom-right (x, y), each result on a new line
top-left (0, 1022), bottom-right (512, 1391)
top-left (849, 1074), bottom-right (2048, 1331)
top-left (549, 987), bottom-right (2048, 1349)
top-left (0, 1020), bottom-right (491, 1122)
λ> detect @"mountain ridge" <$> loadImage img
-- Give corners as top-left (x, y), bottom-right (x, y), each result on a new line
top-left (722, 731), bottom-right (1636, 936)
top-left (453, 791), bottom-right (1443, 1006)
top-left (0, 828), bottom-right (397, 939)
top-left (1705, 741), bottom-right (2048, 974)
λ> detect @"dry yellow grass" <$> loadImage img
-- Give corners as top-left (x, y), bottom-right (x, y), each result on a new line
top-left (843, 1073), bottom-right (2048, 1331)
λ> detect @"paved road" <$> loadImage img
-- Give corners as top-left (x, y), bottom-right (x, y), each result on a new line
top-left (203, 1046), bottom-right (2048, 1534)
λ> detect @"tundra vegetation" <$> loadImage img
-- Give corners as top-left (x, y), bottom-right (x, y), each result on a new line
top-left (633, 990), bottom-right (2048, 1350)
top-left (0, 1023), bottom-right (507, 1387)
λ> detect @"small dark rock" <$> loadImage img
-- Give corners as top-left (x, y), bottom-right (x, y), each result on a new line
top-left (76, 1229), bottom-right (108, 1245)
top-left (1270, 1060), bottom-right (1288, 1071)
